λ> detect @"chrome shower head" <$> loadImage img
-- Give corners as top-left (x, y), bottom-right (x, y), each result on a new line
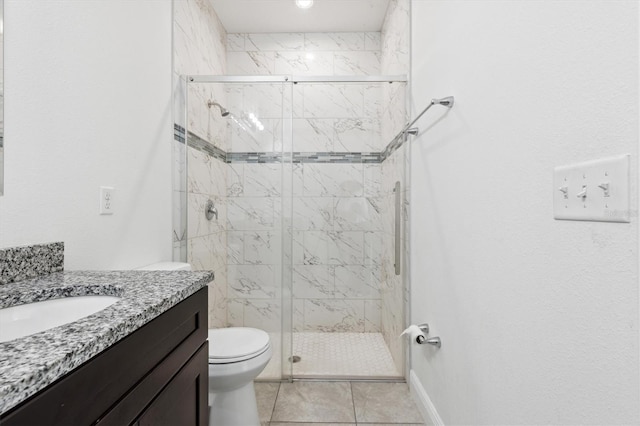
top-left (207, 100), bottom-right (230, 117)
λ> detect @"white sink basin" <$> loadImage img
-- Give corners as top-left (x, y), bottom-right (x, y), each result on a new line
top-left (0, 296), bottom-right (120, 343)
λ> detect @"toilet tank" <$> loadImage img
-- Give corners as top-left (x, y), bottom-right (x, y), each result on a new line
top-left (136, 262), bottom-right (192, 271)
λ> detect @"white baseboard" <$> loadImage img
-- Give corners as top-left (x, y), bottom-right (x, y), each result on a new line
top-left (409, 370), bottom-right (444, 426)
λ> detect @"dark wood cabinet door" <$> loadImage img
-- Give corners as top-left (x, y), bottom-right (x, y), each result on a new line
top-left (137, 343), bottom-right (209, 426)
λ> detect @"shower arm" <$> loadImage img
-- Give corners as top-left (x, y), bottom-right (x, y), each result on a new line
top-left (397, 96), bottom-right (454, 140)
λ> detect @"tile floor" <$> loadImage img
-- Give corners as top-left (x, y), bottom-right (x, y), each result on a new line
top-left (255, 381), bottom-right (425, 426)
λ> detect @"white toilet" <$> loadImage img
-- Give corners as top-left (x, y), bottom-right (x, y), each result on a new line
top-left (137, 261), bottom-right (192, 271)
top-left (137, 262), bottom-right (272, 426)
top-left (207, 327), bottom-right (272, 426)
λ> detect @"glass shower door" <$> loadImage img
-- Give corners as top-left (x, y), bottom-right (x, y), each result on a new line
top-left (184, 76), bottom-right (293, 381)
top-left (287, 79), bottom-right (408, 379)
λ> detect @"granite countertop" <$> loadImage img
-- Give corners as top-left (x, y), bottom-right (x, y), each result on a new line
top-left (0, 270), bottom-right (214, 415)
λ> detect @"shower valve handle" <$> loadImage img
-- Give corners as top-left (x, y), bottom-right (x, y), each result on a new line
top-left (205, 199), bottom-right (218, 221)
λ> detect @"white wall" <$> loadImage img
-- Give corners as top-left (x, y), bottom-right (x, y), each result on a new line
top-left (410, 1), bottom-right (639, 424)
top-left (0, 0), bottom-right (173, 270)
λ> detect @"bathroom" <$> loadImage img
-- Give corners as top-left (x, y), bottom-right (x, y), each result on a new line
top-left (0, 0), bottom-right (638, 425)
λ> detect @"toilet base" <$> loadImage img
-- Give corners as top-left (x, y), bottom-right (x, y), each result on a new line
top-left (209, 381), bottom-right (260, 426)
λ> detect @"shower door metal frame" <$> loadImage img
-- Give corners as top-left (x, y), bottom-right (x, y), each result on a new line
top-left (187, 75), bottom-right (408, 84)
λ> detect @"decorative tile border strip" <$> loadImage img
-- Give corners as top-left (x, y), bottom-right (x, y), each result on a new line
top-left (186, 130), bottom-right (227, 163)
top-left (380, 132), bottom-right (405, 162)
top-left (173, 123), bottom-right (185, 144)
top-left (226, 151), bottom-right (382, 164)
top-left (226, 152), bottom-right (280, 163)
top-left (174, 124), bottom-right (405, 164)
top-left (292, 152), bottom-right (381, 164)
top-left (0, 242), bottom-right (64, 285)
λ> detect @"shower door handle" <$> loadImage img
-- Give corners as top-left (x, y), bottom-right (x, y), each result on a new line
top-left (394, 181), bottom-right (401, 276)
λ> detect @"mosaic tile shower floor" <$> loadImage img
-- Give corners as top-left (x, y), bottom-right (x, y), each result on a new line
top-left (257, 332), bottom-right (401, 379)
top-left (291, 332), bottom-right (400, 378)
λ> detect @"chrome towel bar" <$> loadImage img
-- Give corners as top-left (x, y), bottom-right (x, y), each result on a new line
top-left (391, 96), bottom-right (455, 145)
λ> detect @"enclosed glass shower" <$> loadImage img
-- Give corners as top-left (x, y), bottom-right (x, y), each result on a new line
top-left (179, 75), bottom-right (410, 381)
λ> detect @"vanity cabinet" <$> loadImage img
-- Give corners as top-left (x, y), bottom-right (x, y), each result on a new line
top-left (0, 288), bottom-right (209, 426)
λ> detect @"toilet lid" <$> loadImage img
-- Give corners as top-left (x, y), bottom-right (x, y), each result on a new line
top-left (208, 327), bottom-right (270, 363)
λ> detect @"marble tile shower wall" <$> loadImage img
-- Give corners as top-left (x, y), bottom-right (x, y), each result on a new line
top-left (380, 0), bottom-right (411, 375)
top-left (187, 145), bottom-right (228, 329)
top-left (289, 163), bottom-right (385, 333)
top-left (380, 143), bottom-right (410, 374)
top-left (225, 83), bottom-right (287, 154)
top-left (225, 161), bottom-right (283, 334)
top-left (381, 0), bottom-right (411, 76)
top-left (226, 32), bottom-right (382, 76)
top-left (174, 0), bottom-right (229, 328)
top-left (222, 82), bottom-right (286, 335)
top-left (225, 32), bottom-right (392, 334)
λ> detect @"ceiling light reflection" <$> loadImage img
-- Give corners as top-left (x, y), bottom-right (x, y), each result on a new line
top-left (296, 0), bottom-right (313, 10)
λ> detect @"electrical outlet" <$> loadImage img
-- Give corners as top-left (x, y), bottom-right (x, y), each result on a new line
top-left (99, 186), bottom-right (114, 215)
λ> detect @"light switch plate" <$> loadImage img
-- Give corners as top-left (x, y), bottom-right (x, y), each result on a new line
top-left (553, 154), bottom-right (630, 223)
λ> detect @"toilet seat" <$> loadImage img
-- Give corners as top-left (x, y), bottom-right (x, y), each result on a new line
top-left (208, 327), bottom-right (270, 364)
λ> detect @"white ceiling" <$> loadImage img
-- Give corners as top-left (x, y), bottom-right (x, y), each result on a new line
top-left (210, 0), bottom-right (391, 33)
